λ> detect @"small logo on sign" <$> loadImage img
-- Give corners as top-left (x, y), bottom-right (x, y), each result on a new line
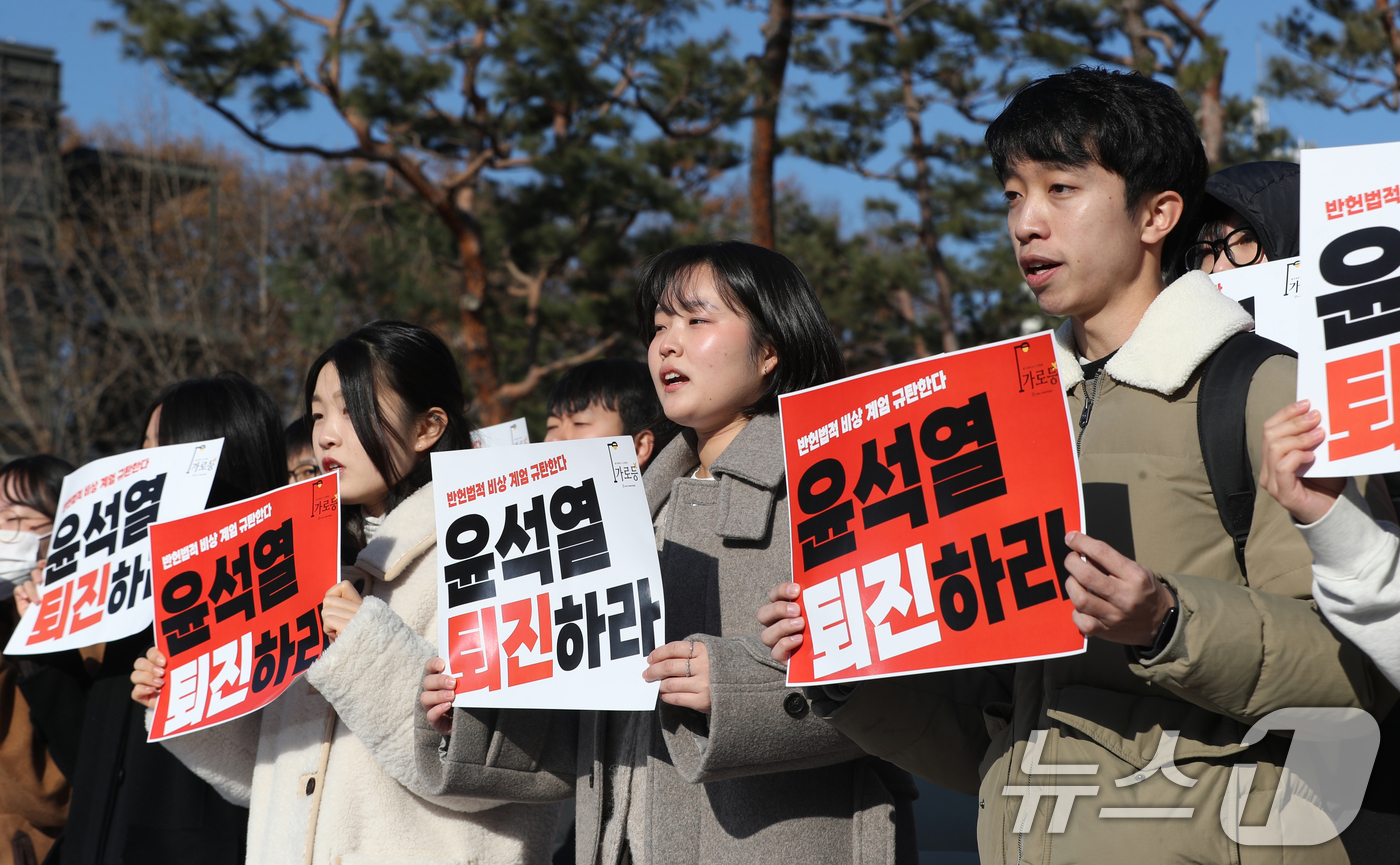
top-left (187, 445), bottom-right (218, 475)
top-left (311, 478), bottom-right (338, 518)
top-left (607, 441), bottom-right (641, 485)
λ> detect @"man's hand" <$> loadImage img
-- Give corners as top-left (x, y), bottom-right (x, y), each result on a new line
top-left (757, 582), bottom-right (804, 665)
top-left (643, 640), bottom-right (711, 714)
top-left (1260, 400), bottom-right (1345, 525)
top-left (1063, 531), bottom-right (1175, 647)
top-left (420, 657), bottom-right (457, 736)
top-left (322, 580), bottom-right (364, 643)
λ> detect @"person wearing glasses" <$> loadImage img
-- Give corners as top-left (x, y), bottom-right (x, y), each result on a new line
top-left (1182, 161), bottom-right (1298, 275)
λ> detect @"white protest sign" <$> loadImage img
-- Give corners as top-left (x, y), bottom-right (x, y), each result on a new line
top-left (6, 439), bottom-right (224, 654)
top-left (433, 437), bottom-right (663, 710)
top-left (1298, 142), bottom-right (1400, 476)
top-left (1211, 257), bottom-right (1305, 351)
top-left (470, 418), bottom-right (530, 449)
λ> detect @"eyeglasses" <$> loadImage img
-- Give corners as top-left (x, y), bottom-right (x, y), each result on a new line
top-left (1184, 227), bottom-right (1263, 272)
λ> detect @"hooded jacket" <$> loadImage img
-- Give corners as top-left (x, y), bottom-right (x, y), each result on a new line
top-left (1202, 161), bottom-right (1300, 261)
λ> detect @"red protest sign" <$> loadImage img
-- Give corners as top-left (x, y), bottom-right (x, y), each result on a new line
top-left (781, 331), bottom-right (1085, 686)
top-left (147, 474), bottom-right (341, 741)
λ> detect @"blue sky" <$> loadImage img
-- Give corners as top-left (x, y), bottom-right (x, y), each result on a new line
top-left (5, 0), bottom-right (1398, 230)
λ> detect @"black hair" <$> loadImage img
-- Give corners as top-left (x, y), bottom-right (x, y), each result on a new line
top-left (986, 66), bottom-right (1209, 269)
top-left (151, 373), bottom-right (288, 508)
top-left (0, 455), bottom-right (76, 521)
top-left (547, 359), bottom-right (660, 436)
top-left (284, 417), bottom-right (313, 460)
top-left (633, 242), bottom-right (845, 416)
top-left (304, 321), bottom-right (475, 547)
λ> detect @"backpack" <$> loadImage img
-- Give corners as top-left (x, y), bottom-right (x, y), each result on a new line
top-left (1195, 331), bottom-right (1295, 579)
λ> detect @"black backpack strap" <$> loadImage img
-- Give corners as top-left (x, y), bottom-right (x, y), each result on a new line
top-left (1197, 332), bottom-right (1297, 578)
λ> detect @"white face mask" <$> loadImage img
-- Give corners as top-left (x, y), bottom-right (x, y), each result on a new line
top-left (0, 530), bottom-right (45, 601)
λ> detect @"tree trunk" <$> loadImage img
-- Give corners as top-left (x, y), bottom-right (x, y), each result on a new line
top-left (897, 57), bottom-right (956, 354)
top-left (453, 226), bottom-right (506, 425)
top-left (1197, 47), bottom-right (1227, 166)
top-left (749, 0), bottom-right (795, 250)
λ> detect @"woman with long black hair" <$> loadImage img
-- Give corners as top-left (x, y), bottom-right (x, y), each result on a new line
top-left (132, 322), bottom-right (562, 865)
top-left (18, 372), bottom-right (285, 865)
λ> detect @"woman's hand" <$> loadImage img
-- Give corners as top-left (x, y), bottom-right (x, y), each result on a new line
top-left (322, 580), bottom-right (364, 643)
top-left (643, 640), bottom-right (711, 714)
top-left (13, 560), bottom-right (45, 617)
top-left (757, 582), bottom-right (804, 665)
top-left (1260, 400), bottom-right (1346, 525)
top-left (420, 657), bottom-right (457, 736)
top-left (131, 647), bottom-right (167, 709)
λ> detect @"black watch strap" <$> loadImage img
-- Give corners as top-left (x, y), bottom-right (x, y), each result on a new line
top-left (1138, 604), bottom-right (1179, 660)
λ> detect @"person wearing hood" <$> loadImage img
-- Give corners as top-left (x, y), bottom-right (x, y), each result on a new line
top-left (1183, 161), bottom-right (1299, 275)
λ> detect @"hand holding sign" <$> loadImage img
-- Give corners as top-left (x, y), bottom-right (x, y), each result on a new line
top-left (1259, 400), bottom-right (1347, 525)
top-left (1061, 531), bottom-right (1174, 647)
top-left (643, 640), bottom-right (711, 714)
top-left (758, 582), bottom-right (804, 664)
top-left (322, 580), bottom-right (364, 643)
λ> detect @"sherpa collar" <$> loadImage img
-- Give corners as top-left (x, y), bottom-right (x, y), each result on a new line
top-left (1053, 270), bottom-right (1253, 395)
top-left (354, 481), bottom-right (437, 583)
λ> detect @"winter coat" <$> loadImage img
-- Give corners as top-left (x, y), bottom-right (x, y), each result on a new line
top-left (17, 627), bottom-right (248, 865)
top-left (814, 271), bottom-right (1395, 864)
top-left (1202, 161), bottom-right (1300, 260)
top-left (1299, 479), bottom-right (1400, 690)
top-left (412, 414), bottom-right (919, 865)
top-left (154, 482), bottom-right (561, 865)
top-left (0, 603), bottom-right (68, 865)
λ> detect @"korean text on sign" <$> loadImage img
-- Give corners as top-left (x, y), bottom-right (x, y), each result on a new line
top-left (5, 439), bottom-right (225, 656)
top-left (1297, 142), bottom-right (1400, 476)
top-left (432, 437), bottom-right (664, 711)
top-left (147, 473), bottom-right (341, 741)
top-left (780, 332), bottom-right (1086, 686)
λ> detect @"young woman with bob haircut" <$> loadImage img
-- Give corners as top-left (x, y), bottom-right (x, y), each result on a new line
top-left (416, 242), bottom-right (919, 865)
top-left (131, 322), bottom-right (563, 865)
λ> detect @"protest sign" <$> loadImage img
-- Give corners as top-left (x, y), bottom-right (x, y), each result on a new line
top-left (471, 418), bottom-right (530, 449)
top-left (781, 332), bottom-right (1085, 686)
top-left (433, 438), bottom-right (663, 711)
top-left (6, 440), bottom-right (225, 655)
top-left (1297, 142), bottom-right (1400, 476)
top-left (1211, 257), bottom-right (1304, 351)
top-left (1216, 257), bottom-right (1305, 352)
top-left (147, 473), bottom-right (341, 741)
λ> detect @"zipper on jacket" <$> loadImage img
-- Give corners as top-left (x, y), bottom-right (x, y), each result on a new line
top-left (1076, 367), bottom-right (1104, 456)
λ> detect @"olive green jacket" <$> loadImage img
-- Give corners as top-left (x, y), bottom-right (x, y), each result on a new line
top-left (819, 272), bottom-right (1395, 865)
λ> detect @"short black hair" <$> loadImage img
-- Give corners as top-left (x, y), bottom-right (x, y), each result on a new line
top-left (0, 455), bottom-right (75, 520)
top-left (633, 242), bottom-right (845, 416)
top-left (284, 417), bottom-right (313, 459)
top-left (986, 66), bottom-right (1209, 268)
top-left (304, 321), bottom-right (475, 542)
top-left (548, 359), bottom-right (659, 436)
top-left (151, 372), bottom-right (288, 508)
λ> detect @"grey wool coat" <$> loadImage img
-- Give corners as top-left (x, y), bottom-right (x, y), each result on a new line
top-left (412, 413), bottom-right (918, 865)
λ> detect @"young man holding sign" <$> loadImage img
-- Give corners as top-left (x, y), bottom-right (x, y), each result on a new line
top-left (761, 68), bottom-right (1393, 863)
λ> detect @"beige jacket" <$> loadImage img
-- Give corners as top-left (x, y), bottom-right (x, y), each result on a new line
top-left (154, 483), bottom-right (560, 865)
top-left (819, 272), bottom-right (1396, 864)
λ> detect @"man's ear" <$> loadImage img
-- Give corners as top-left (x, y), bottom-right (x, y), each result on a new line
top-left (413, 407), bottom-right (448, 453)
top-left (1139, 189), bottom-right (1185, 247)
top-left (633, 429), bottom-right (656, 469)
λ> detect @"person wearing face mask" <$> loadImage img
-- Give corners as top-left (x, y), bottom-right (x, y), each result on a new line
top-left (17, 373), bottom-right (285, 865)
top-left (131, 322), bottom-right (563, 865)
top-left (0, 455), bottom-right (74, 865)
